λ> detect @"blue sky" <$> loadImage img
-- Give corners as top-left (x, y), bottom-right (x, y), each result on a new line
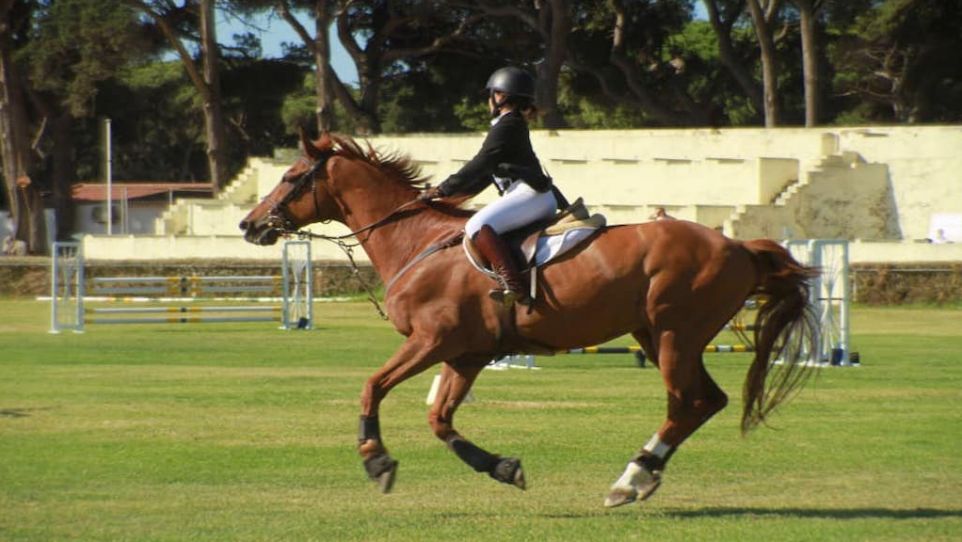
top-left (217, 9), bottom-right (359, 84)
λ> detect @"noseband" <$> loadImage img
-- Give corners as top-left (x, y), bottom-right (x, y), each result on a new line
top-left (265, 155), bottom-right (329, 232)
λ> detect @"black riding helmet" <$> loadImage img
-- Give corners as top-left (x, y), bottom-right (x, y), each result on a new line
top-left (486, 67), bottom-right (535, 99)
top-left (486, 67), bottom-right (535, 116)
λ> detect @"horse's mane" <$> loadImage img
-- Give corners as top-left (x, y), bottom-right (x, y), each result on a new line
top-left (320, 133), bottom-right (473, 213)
top-left (322, 133), bottom-right (428, 188)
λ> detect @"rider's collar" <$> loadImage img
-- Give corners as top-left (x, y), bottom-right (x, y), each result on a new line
top-left (490, 110), bottom-right (512, 126)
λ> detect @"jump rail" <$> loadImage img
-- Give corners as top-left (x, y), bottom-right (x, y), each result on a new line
top-left (49, 241), bottom-right (312, 333)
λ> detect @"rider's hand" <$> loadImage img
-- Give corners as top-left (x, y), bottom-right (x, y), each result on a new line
top-left (417, 186), bottom-right (443, 202)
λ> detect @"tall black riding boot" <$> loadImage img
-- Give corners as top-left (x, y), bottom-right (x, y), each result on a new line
top-left (471, 225), bottom-right (531, 306)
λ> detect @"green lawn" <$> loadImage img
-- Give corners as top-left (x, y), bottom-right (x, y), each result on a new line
top-left (1, 299), bottom-right (961, 541)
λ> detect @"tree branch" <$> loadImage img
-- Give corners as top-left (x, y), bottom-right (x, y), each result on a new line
top-left (123, 0), bottom-right (210, 100)
top-left (275, 0), bottom-right (317, 55)
top-left (383, 13), bottom-right (484, 62)
top-left (336, 0), bottom-right (365, 64)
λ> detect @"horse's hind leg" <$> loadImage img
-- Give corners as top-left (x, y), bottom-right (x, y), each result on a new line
top-left (428, 358), bottom-right (526, 490)
top-left (605, 329), bottom-right (728, 508)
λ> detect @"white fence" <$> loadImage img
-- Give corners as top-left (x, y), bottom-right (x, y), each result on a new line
top-left (49, 240), bottom-right (312, 333)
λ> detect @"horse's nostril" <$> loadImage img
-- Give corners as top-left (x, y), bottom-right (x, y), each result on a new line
top-left (239, 220), bottom-right (249, 231)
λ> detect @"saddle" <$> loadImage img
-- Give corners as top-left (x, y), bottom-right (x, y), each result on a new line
top-left (464, 198), bottom-right (607, 300)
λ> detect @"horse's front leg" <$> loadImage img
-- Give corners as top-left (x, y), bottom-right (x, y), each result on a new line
top-left (358, 335), bottom-right (451, 493)
top-left (428, 358), bottom-right (526, 490)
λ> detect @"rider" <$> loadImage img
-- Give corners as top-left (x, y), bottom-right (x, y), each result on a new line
top-left (419, 66), bottom-right (559, 306)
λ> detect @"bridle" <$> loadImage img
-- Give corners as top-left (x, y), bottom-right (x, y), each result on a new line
top-left (265, 153), bottom-right (421, 242)
top-left (264, 155), bottom-right (328, 233)
top-left (260, 152), bottom-right (433, 320)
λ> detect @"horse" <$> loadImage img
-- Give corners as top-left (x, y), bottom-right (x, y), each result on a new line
top-left (240, 132), bottom-right (819, 507)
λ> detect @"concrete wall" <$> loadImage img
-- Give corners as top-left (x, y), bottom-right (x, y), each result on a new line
top-left (79, 233), bottom-right (962, 264)
top-left (726, 155), bottom-right (897, 241)
top-left (78, 125), bottom-right (961, 263)
top-left (0, 211), bottom-right (12, 239)
top-left (833, 127), bottom-right (962, 241)
top-left (82, 228), bottom-right (368, 263)
top-left (75, 202), bottom-right (165, 235)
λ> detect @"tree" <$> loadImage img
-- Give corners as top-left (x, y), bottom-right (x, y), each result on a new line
top-left (465, 0), bottom-right (572, 129)
top-left (746, 0), bottom-right (783, 126)
top-left (566, 0), bottom-right (710, 126)
top-left (125, 0), bottom-right (230, 191)
top-left (0, 0), bottom-right (46, 254)
top-left (702, 0), bottom-right (764, 117)
top-left (273, 0), bottom-right (336, 132)
top-left (832, 0), bottom-right (962, 123)
top-left (26, 0), bottom-right (147, 240)
top-left (792, 0), bottom-right (822, 126)
top-left (273, 1), bottom-right (485, 134)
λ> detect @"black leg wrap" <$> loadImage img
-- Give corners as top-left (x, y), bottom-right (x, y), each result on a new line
top-left (358, 415), bottom-right (381, 444)
top-left (630, 448), bottom-right (673, 472)
top-left (447, 436), bottom-right (500, 473)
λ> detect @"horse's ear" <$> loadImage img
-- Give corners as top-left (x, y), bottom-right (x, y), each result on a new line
top-left (299, 127), bottom-right (323, 161)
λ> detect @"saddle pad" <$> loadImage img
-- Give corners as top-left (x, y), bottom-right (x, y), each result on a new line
top-left (533, 225), bottom-right (599, 266)
top-left (520, 213), bottom-right (606, 266)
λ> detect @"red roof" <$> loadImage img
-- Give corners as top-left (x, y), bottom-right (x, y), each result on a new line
top-left (72, 182), bottom-right (214, 202)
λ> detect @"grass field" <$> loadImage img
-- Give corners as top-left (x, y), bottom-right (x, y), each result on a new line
top-left (1, 298), bottom-right (961, 541)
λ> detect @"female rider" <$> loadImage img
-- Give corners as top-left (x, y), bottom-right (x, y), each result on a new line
top-left (419, 67), bottom-right (559, 306)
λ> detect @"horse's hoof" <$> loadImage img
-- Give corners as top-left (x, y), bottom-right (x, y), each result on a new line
top-left (604, 462), bottom-right (662, 508)
top-left (512, 464), bottom-right (527, 490)
top-left (604, 488), bottom-right (637, 508)
top-left (490, 457), bottom-right (526, 490)
top-left (635, 475), bottom-right (662, 502)
top-left (375, 464), bottom-right (397, 494)
top-left (363, 453), bottom-right (399, 494)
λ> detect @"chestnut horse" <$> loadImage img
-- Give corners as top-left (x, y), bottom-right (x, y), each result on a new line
top-left (240, 133), bottom-right (819, 507)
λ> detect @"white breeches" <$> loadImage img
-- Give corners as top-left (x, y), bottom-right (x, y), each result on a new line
top-left (465, 181), bottom-right (558, 238)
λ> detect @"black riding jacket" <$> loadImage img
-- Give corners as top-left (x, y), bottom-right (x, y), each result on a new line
top-left (436, 110), bottom-right (550, 197)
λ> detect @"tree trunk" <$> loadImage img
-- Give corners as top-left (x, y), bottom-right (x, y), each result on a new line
top-left (535, 0), bottom-right (569, 129)
top-left (314, 0), bottom-right (335, 133)
top-left (746, 0), bottom-right (780, 127)
top-left (51, 113), bottom-right (75, 240)
top-left (796, 0), bottom-right (819, 126)
top-left (200, 0), bottom-right (227, 192)
top-left (277, 0), bottom-right (373, 134)
top-left (125, 0), bottom-right (230, 191)
top-left (0, 1), bottom-right (46, 254)
top-left (356, 66), bottom-right (381, 135)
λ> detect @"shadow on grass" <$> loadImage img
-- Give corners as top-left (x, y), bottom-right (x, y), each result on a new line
top-left (0, 407), bottom-right (55, 418)
top-left (663, 507), bottom-right (962, 520)
top-left (516, 507), bottom-right (962, 521)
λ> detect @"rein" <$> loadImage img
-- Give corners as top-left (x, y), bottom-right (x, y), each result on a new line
top-left (293, 229), bottom-right (390, 320)
top-left (268, 154), bottom-right (443, 320)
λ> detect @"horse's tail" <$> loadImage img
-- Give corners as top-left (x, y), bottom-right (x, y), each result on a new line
top-left (740, 239), bottom-right (820, 434)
